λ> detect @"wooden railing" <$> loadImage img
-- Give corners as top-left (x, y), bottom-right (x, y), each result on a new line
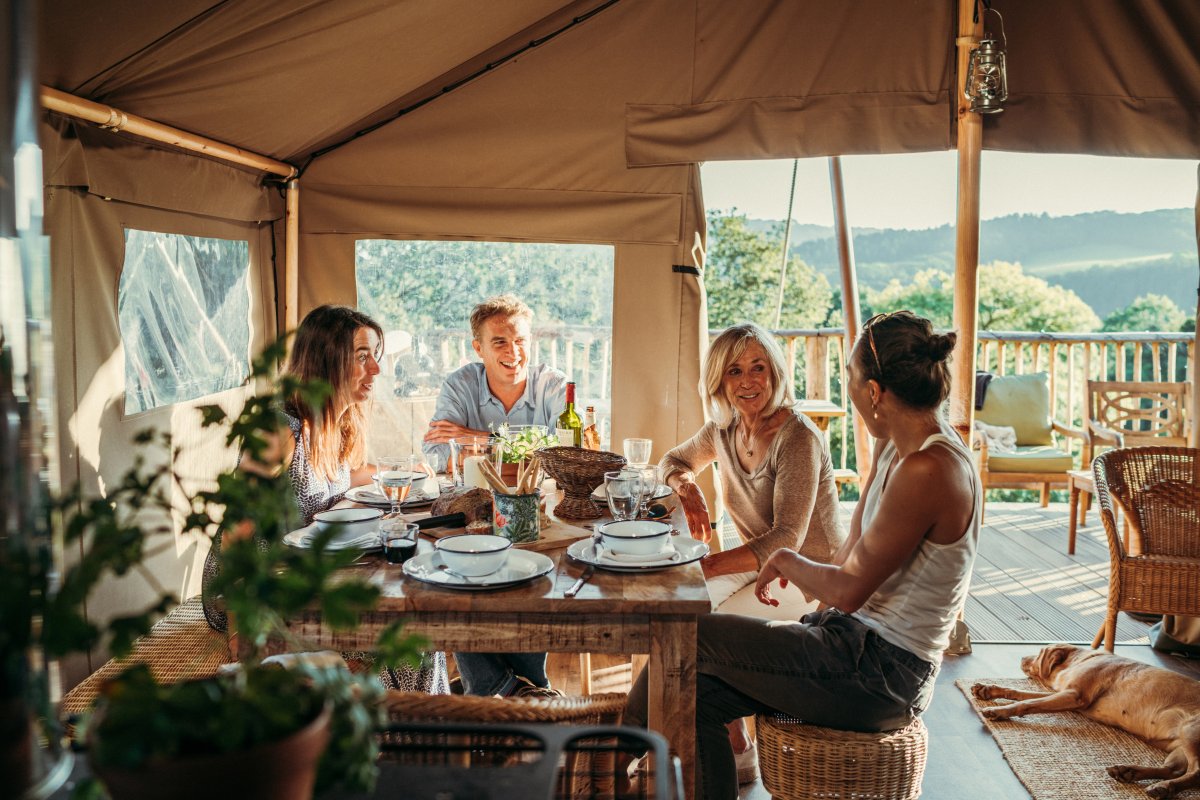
top-left (975, 331), bottom-right (1195, 437)
top-left (380, 325), bottom-right (1193, 476)
top-left (425, 325), bottom-right (612, 403)
top-left (710, 328), bottom-right (1196, 476)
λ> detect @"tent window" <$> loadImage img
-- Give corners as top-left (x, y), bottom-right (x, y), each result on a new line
top-left (355, 240), bottom-right (615, 458)
top-left (118, 229), bottom-right (251, 415)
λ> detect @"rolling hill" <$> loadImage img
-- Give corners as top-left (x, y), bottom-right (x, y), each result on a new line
top-left (742, 209), bottom-right (1197, 317)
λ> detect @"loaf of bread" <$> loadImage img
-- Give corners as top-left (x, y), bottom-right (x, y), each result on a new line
top-left (430, 486), bottom-right (493, 524)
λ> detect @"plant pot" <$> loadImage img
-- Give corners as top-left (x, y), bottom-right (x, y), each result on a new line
top-left (92, 705), bottom-right (331, 800)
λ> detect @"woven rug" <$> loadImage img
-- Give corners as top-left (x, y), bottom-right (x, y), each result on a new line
top-left (957, 678), bottom-right (1200, 799)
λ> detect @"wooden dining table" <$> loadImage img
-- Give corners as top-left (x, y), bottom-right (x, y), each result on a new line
top-left (287, 495), bottom-right (712, 798)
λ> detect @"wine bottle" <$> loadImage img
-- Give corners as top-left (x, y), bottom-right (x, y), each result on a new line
top-left (582, 405), bottom-right (600, 450)
top-left (556, 381), bottom-right (583, 447)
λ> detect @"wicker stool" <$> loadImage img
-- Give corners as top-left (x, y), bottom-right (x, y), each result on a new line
top-left (756, 715), bottom-right (928, 800)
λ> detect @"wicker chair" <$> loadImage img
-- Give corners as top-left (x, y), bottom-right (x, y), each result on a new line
top-left (59, 598), bottom-right (234, 733)
top-left (1067, 380), bottom-right (1190, 553)
top-left (755, 714), bottom-right (928, 800)
top-left (381, 690), bottom-right (628, 796)
top-left (1091, 446), bottom-right (1200, 652)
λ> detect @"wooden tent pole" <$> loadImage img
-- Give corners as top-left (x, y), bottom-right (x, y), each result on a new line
top-left (39, 86), bottom-right (297, 179)
top-left (285, 180), bottom-right (300, 332)
top-left (828, 156), bottom-right (872, 480)
top-left (1192, 163), bottom-right (1199, 447)
top-left (949, 2), bottom-right (985, 444)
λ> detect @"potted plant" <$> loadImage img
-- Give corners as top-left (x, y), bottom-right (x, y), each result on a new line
top-left (1, 417), bottom-right (174, 798)
top-left (490, 423), bottom-right (556, 485)
top-left (11, 338), bottom-right (425, 799)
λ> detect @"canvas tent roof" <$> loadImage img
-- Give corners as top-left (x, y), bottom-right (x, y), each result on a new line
top-left (34, 0), bottom-right (1200, 684)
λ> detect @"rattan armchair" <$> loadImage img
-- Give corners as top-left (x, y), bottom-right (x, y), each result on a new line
top-left (381, 690), bottom-right (629, 796)
top-left (1091, 446), bottom-right (1200, 652)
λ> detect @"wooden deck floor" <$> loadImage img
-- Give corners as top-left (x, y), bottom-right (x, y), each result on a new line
top-left (964, 500), bottom-right (1151, 645)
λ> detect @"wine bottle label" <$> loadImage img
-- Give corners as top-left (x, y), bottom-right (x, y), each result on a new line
top-left (556, 427), bottom-right (576, 447)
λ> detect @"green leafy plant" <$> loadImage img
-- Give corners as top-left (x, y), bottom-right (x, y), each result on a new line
top-left (38, 337), bottom-right (425, 797)
top-left (491, 423), bottom-right (556, 465)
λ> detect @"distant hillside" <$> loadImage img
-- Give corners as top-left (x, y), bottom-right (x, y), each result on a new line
top-left (735, 209), bottom-right (1197, 317)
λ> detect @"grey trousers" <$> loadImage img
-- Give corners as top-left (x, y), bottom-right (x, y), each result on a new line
top-left (625, 608), bottom-right (937, 800)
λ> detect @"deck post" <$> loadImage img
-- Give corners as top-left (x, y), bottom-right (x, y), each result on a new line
top-left (949, 0), bottom-right (984, 446)
top-left (1192, 163), bottom-right (1199, 447)
top-left (828, 156), bottom-right (872, 480)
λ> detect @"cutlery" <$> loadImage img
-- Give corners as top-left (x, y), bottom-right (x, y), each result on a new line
top-left (564, 565), bottom-right (596, 597)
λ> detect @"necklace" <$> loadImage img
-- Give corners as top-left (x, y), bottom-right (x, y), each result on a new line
top-left (739, 422), bottom-right (761, 457)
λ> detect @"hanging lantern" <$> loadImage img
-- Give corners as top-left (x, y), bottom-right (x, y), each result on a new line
top-left (964, 8), bottom-right (1008, 114)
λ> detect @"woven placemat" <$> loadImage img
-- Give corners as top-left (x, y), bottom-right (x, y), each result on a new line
top-left (956, 678), bottom-right (1200, 799)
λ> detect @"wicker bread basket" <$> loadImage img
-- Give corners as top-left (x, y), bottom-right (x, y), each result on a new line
top-left (538, 446), bottom-right (626, 519)
top-left (756, 714), bottom-right (928, 800)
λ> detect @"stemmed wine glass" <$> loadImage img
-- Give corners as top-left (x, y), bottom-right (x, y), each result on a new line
top-left (635, 466), bottom-right (659, 518)
top-left (375, 456), bottom-right (417, 516)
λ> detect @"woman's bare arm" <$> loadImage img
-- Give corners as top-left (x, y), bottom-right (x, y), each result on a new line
top-left (756, 446), bottom-right (970, 611)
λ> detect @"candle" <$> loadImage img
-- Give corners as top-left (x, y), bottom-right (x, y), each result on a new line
top-left (462, 455), bottom-right (490, 490)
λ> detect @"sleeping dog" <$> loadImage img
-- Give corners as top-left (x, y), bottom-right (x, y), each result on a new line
top-left (971, 644), bottom-right (1200, 798)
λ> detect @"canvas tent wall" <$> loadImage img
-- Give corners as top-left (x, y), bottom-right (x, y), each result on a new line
top-left (37, 0), bottom-right (1200, 684)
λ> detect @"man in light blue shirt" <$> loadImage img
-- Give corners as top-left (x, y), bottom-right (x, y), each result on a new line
top-left (422, 294), bottom-right (567, 473)
top-left (422, 294), bottom-right (567, 698)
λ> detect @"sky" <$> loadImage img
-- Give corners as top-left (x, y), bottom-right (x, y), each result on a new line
top-left (701, 152), bottom-right (1198, 231)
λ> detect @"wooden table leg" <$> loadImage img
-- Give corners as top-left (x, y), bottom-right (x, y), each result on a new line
top-left (1067, 476), bottom-right (1080, 555)
top-left (648, 617), bottom-right (697, 799)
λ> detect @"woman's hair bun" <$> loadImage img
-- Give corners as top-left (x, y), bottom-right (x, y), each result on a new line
top-left (926, 331), bottom-right (957, 362)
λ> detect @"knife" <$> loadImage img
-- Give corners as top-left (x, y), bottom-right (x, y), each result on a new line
top-left (413, 512), bottom-right (467, 530)
top-left (564, 565), bottom-right (596, 598)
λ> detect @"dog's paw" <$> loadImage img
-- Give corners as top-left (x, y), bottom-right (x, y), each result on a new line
top-left (971, 683), bottom-right (1000, 701)
top-left (1106, 765), bottom-right (1142, 784)
top-left (979, 705), bottom-right (1012, 720)
top-left (1146, 781), bottom-right (1176, 799)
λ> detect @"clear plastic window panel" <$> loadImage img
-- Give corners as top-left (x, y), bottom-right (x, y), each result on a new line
top-left (355, 240), bottom-right (615, 460)
top-left (118, 229), bottom-right (251, 414)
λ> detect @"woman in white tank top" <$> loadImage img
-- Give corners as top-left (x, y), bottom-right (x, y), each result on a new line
top-left (623, 311), bottom-right (981, 800)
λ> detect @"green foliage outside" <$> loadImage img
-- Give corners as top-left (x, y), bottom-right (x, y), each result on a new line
top-left (355, 240), bottom-right (613, 336)
top-left (704, 211), bottom-right (833, 330)
top-left (866, 262), bottom-right (1101, 332)
top-left (1101, 293), bottom-right (1188, 332)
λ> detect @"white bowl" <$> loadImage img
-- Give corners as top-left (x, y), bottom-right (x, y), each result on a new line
top-left (312, 507), bottom-right (383, 541)
top-left (597, 519), bottom-right (672, 556)
top-left (435, 534), bottom-right (513, 577)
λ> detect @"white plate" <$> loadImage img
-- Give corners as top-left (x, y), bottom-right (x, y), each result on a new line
top-left (284, 523), bottom-right (382, 552)
top-left (345, 485), bottom-right (436, 509)
top-left (591, 482), bottom-right (673, 502)
top-left (566, 534), bottom-right (708, 572)
top-left (403, 549), bottom-right (555, 591)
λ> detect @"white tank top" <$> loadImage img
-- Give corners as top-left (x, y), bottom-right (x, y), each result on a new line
top-left (851, 427), bottom-right (981, 666)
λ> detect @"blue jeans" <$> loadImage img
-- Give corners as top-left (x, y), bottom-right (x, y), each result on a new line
top-left (454, 652), bottom-right (548, 696)
top-left (625, 609), bottom-right (937, 800)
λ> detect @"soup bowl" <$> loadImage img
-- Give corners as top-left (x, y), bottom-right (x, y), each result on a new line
top-left (435, 533), bottom-right (513, 577)
top-left (596, 519), bottom-right (672, 556)
top-left (311, 507), bottom-right (383, 542)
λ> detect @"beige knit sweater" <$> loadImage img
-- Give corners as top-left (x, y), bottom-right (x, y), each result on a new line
top-left (660, 409), bottom-right (844, 568)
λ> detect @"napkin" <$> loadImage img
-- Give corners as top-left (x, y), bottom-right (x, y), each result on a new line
top-left (294, 526), bottom-right (379, 550)
top-left (594, 540), bottom-right (678, 565)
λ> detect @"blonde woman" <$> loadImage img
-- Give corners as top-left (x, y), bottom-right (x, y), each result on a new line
top-left (662, 322), bottom-right (844, 611)
top-left (659, 322), bottom-right (844, 782)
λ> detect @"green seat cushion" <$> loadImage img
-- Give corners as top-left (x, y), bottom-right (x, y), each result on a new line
top-left (977, 373), bottom-right (1053, 446)
top-left (987, 445), bottom-right (1074, 474)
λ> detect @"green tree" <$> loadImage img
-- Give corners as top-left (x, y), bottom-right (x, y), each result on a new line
top-left (1101, 293), bottom-right (1187, 332)
top-left (866, 261), bottom-right (1099, 332)
top-left (705, 210), bottom-right (832, 329)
